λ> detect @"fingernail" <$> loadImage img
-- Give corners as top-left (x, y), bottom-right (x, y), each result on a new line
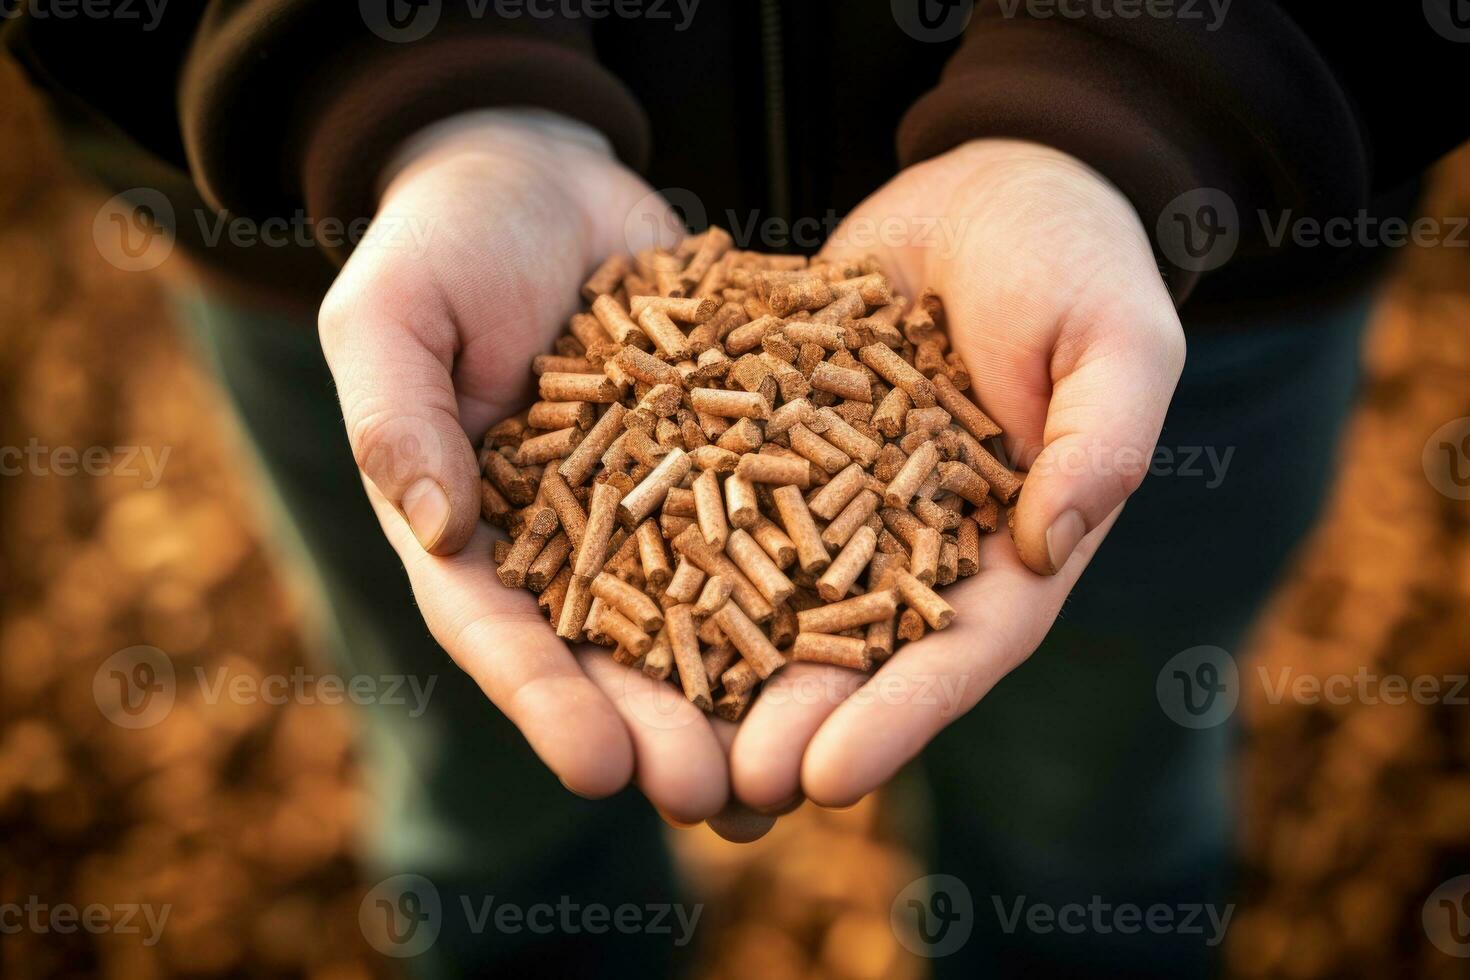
top-left (1045, 509), bottom-right (1087, 573)
top-left (752, 794), bottom-right (803, 816)
top-left (402, 478), bottom-right (449, 550)
top-left (653, 805), bottom-right (698, 829)
top-left (560, 777), bottom-right (596, 801)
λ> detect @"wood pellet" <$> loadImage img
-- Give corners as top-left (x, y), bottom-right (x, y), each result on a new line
top-left (480, 233), bottom-right (1024, 720)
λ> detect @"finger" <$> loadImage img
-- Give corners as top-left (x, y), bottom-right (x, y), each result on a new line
top-left (1010, 316), bottom-right (1184, 574)
top-left (320, 250), bottom-right (480, 556)
top-left (801, 507), bottom-right (1122, 808)
top-left (705, 718), bottom-right (779, 844)
top-left (730, 663), bottom-right (866, 812)
top-left (932, 189), bottom-right (1183, 575)
top-left (365, 481), bottom-right (635, 798)
top-left (578, 653), bottom-right (729, 824)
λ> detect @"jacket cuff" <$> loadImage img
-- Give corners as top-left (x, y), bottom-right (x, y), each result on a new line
top-left (184, 33), bottom-right (648, 265)
top-left (896, 11), bottom-right (1366, 305)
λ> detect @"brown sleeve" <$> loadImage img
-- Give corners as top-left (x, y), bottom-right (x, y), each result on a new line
top-left (5, 3), bottom-right (649, 265)
top-left (896, 1), bottom-right (1468, 303)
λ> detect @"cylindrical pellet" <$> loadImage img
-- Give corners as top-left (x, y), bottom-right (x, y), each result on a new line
top-left (721, 659), bottom-right (761, 696)
top-left (934, 372), bottom-right (1002, 440)
top-left (724, 473), bottom-right (760, 529)
top-left (772, 484), bottom-right (830, 574)
top-left (815, 409), bottom-right (882, 467)
top-left (528, 400), bottom-right (595, 431)
top-left (810, 361), bottom-right (872, 402)
top-left (957, 518), bottom-right (981, 576)
top-left (693, 468), bottom-right (729, 548)
top-left (796, 590), bottom-right (897, 633)
top-left (527, 532), bottom-right (571, 592)
top-left (538, 371), bottom-right (621, 404)
top-left (614, 345), bottom-right (683, 386)
top-left (789, 422), bottom-right (852, 475)
top-left (663, 559), bottom-right (706, 606)
top-left (574, 482), bottom-right (623, 579)
top-left (750, 516), bottom-right (798, 569)
top-left (712, 603), bottom-right (786, 679)
top-left (938, 460), bottom-right (990, 505)
top-left (816, 525), bottom-right (878, 601)
top-left (892, 568), bottom-right (955, 629)
top-left (618, 448), bottom-right (690, 527)
top-left (591, 293), bottom-right (643, 345)
top-left (582, 253), bottom-right (631, 303)
top-left (859, 343), bottom-right (935, 407)
top-left (808, 463), bottom-right (866, 520)
top-left (692, 575), bottom-right (733, 618)
top-left (735, 453), bottom-right (811, 488)
top-left (540, 470), bottom-right (588, 546)
top-left (793, 633), bottom-right (871, 671)
top-left (635, 520), bottom-right (673, 590)
top-left (630, 294), bottom-right (718, 324)
top-left (666, 604), bottom-right (712, 711)
top-left (725, 529), bottom-right (796, 605)
top-left (515, 426), bottom-right (583, 466)
top-left (689, 388), bottom-right (770, 420)
top-left (559, 403), bottom-right (626, 486)
top-left (598, 605), bottom-right (653, 655)
top-left (910, 526), bottom-right (942, 585)
top-left (820, 489), bottom-right (881, 551)
top-left (884, 441), bottom-right (940, 509)
top-left (872, 387), bottom-right (911, 438)
top-left (638, 307), bottom-right (691, 360)
top-left (591, 572), bottom-right (665, 633)
top-left (642, 628), bottom-right (673, 681)
top-left (556, 574), bottom-right (595, 640)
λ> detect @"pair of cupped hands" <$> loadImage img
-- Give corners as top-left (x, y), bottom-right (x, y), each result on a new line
top-left (317, 109), bottom-right (1185, 841)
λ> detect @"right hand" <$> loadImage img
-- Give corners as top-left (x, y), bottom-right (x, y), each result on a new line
top-left (318, 109), bottom-right (763, 835)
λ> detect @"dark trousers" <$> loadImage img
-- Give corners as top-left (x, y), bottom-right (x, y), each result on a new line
top-left (181, 288), bottom-right (1370, 978)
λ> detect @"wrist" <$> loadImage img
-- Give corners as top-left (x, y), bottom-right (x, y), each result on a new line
top-left (924, 139), bottom-right (1156, 293)
top-left (376, 107), bottom-right (629, 257)
top-left (382, 110), bottom-right (617, 191)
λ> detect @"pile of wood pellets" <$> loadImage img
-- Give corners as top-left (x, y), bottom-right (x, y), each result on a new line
top-left (480, 229), bottom-right (1024, 721)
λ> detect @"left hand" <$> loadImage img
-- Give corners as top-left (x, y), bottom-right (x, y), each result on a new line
top-left (728, 139), bottom-right (1186, 811)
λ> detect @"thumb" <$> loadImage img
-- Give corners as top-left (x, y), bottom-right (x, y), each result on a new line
top-left (1012, 316), bottom-right (1185, 575)
top-left (319, 267), bottom-right (481, 557)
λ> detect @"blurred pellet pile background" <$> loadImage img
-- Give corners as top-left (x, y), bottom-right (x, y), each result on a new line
top-left (2, 58), bottom-right (1467, 978)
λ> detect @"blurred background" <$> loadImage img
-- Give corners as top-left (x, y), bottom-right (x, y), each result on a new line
top-left (2, 56), bottom-right (1469, 979)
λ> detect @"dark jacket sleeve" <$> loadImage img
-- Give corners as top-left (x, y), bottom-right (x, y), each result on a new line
top-left (897, 2), bottom-right (1468, 301)
top-left (6, 2), bottom-right (649, 259)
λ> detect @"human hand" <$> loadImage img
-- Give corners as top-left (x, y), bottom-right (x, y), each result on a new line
top-left (731, 139), bottom-right (1186, 811)
top-left (318, 109), bottom-right (752, 831)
